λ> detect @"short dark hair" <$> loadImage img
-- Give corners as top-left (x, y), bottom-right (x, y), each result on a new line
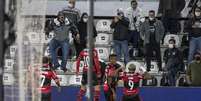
top-left (109, 54), bottom-right (117, 59)
top-left (131, 0), bottom-right (137, 4)
top-left (169, 38), bottom-right (176, 44)
top-left (149, 10), bottom-right (155, 14)
top-left (43, 56), bottom-right (50, 64)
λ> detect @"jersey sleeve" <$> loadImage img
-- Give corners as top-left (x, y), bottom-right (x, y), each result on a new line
top-left (51, 71), bottom-right (59, 80)
top-left (76, 51), bottom-right (83, 74)
top-left (93, 49), bottom-right (101, 75)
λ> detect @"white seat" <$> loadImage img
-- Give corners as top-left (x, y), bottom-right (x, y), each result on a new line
top-left (96, 20), bottom-right (112, 32)
top-left (44, 32), bottom-right (55, 44)
top-left (3, 73), bottom-right (14, 85)
top-left (144, 61), bottom-right (158, 73)
top-left (95, 47), bottom-right (110, 61)
top-left (44, 46), bottom-right (50, 57)
top-left (95, 33), bottom-right (111, 45)
top-left (164, 34), bottom-right (180, 47)
top-left (4, 59), bottom-right (14, 71)
top-left (68, 75), bottom-right (82, 86)
top-left (27, 32), bottom-right (41, 44)
top-left (71, 61), bottom-right (84, 73)
top-left (51, 75), bottom-right (68, 86)
top-left (9, 45), bottom-right (17, 58)
top-left (126, 61), bottom-right (144, 73)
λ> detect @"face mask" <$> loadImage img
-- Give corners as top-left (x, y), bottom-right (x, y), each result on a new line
top-left (195, 12), bottom-right (201, 16)
top-left (68, 3), bottom-right (74, 8)
top-left (149, 17), bottom-right (154, 21)
top-left (83, 18), bottom-right (88, 22)
top-left (168, 44), bottom-right (174, 49)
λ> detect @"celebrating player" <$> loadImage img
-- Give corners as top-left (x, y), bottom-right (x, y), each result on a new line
top-left (40, 57), bottom-right (61, 101)
top-left (76, 48), bottom-right (102, 101)
top-left (121, 64), bottom-right (152, 101)
top-left (103, 54), bottom-right (124, 101)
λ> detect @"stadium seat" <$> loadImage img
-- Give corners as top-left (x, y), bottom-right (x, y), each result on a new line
top-left (95, 47), bottom-right (110, 61)
top-left (163, 34), bottom-right (180, 47)
top-left (3, 73), bottom-right (14, 85)
top-left (142, 77), bottom-right (158, 86)
top-left (68, 75), bottom-right (82, 86)
top-left (44, 32), bottom-right (55, 44)
top-left (126, 61), bottom-right (144, 73)
top-left (27, 32), bottom-right (41, 44)
top-left (95, 33), bottom-right (111, 45)
top-left (96, 20), bottom-right (112, 32)
top-left (4, 59), bottom-right (14, 71)
top-left (144, 61), bottom-right (159, 73)
top-left (52, 75), bottom-right (68, 86)
top-left (9, 45), bottom-right (17, 58)
top-left (71, 61), bottom-right (84, 73)
top-left (44, 46), bottom-right (50, 57)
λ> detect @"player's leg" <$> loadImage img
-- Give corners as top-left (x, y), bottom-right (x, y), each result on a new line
top-left (77, 72), bottom-right (87, 101)
top-left (132, 94), bottom-right (141, 101)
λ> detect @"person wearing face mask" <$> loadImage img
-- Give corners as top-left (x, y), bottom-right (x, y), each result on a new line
top-left (187, 51), bottom-right (201, 86)
top-left (184, 7), bottom-right (201, 64)
top-left (163, 39), bottom-right (184, 86)
top-left (110, 9), bottom-right (130, 64)
top-left (125, 0), bottom-right (145, 59)
top-left (61, 0), bottom-right (81, 25)
top-left (140, 10), bottom-right (164, 72)
top-left (75, 13), bottom-right (97, 57)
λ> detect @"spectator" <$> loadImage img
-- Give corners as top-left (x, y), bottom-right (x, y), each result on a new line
top-left (184, 6), bottom-right (201, 64)
top-left (110, 9), bottom-right (130, 64)
top-left (61, 0), bottom-right (81, 25)
top-left (158, 0), bottom-right (185, 34)
top-left (163, 39), bottom-right (184, 86)
top-left (125, 0), bottom-right (144, 58)
top-left (49, 11), bottom-right (79, 72)
top-left (187, 51), bottom-right (201, 86)
top-left (140, 10), bottom-right (164, 72)
top-left (75, 13), bottom-right (97, 57)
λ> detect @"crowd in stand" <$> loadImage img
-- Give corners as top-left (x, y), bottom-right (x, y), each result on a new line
top-left (45, 0), bottom-right (201, 88)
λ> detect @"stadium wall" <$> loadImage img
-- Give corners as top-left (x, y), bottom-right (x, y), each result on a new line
top-left (52, 86), bottom-right (201, 101)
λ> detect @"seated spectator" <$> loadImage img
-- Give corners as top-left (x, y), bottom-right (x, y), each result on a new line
top-left (140, 10), bottom-right (164, 72)
top-left (187, 51), bottom-right (201, 86)
top-left (49, 11), bottom-right (79, 72)
top-left (75, 12), bottom-right (97, 57)
top-left (163, 39), bottom-right (184, 86)
top-left (184, 6), bottom-right (201, 64)
top-left (110, 9), bottom-right (130, 64)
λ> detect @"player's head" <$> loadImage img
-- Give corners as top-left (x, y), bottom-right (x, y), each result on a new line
top-left (68, 0), bottom-right (76, 8)
top-left (194, 51), bottom-right (201, 62)
top-left (57, 11), bottom-right (65, 22)
top-left (168, 38), bottom-right (176, 49)
top-left (131, 0), bottom-right (138, 9)
top-left (109, 54), bottom-right (117, 64)
top-left (128, 64), bottom-right (136, 72)
top-left (42, 56), bottom-right (50, 64)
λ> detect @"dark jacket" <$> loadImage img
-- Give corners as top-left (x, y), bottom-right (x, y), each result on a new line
top-left (163, 47), bottom-right (184, 72)
top-left (140, 19), bottom-right (165, 45)
top-left (110, 17), bottom-right (129, 41)
top-left (184, 14), bottom-right (201, 38)
top-left (51, 18), bottom-right (78, 41)
top-left (77, 13), bottom-right (97, 44)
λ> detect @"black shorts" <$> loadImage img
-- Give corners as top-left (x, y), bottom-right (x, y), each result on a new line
top-left (122, 94), bottom-right (141, 101)
top-left (81, 71), bottom-right (99, 86)
top-left (41, 92), bottom-right (51, 101)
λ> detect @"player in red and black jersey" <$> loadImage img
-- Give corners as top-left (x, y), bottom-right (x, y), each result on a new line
top-left (103, 54), bottom-right (124, 101)
top-left (121, 64), bottom-right (152, 101)
top-left (40, 57), bottom-right (60, 101)
top-left (76, 48), bottom-right (102, 101)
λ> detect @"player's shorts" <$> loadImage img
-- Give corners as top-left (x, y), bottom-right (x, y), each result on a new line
top-left (41, 92), bottom-right (51, 101)
top-left (122, 94), bottom-right (141, 101)
top-left (107, 77), bottom-right (118, 90)
top-left (81, 71), bottom-right (99, 86)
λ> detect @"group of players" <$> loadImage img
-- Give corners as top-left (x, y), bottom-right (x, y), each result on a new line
top-left (38, 48), bottom-right (153, 101)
